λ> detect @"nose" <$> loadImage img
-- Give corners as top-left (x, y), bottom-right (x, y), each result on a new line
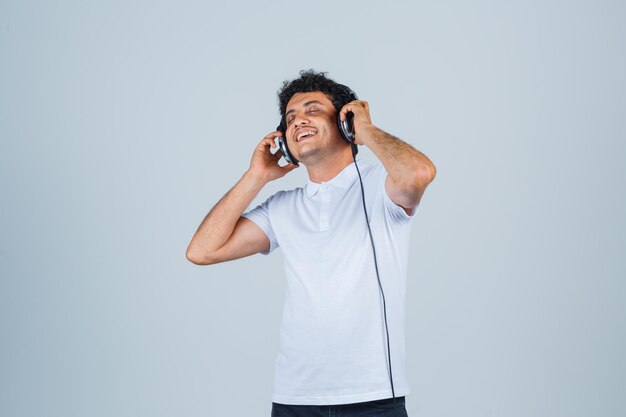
top-left (293, 112), bottom-right (310, 130)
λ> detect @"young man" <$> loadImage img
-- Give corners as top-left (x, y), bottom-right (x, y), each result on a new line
top-left (186, 70), bottom-right (436, 416)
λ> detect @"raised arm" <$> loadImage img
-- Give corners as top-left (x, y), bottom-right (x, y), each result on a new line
top-left (186, 132), bottom-right (298, 265)
top-left (340, 100), bottom-right (436, 215)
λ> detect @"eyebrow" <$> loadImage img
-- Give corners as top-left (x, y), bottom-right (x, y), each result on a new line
top-left (285, 100), bottom-right (324, 117)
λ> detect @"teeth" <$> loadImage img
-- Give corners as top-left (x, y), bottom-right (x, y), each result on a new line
top-left (297, 130), bottom-right (316, 142)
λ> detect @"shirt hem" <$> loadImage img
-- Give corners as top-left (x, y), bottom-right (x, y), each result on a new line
top-left (272, 388), bottom-right (411, 406)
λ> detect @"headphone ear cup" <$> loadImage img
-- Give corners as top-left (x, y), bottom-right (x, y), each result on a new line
top-left (336, 86), bottom-right (358, 146)
top-left (276, 123), bottom-right (299, 165)
top-left (337, 111), bottom-right (356, 144)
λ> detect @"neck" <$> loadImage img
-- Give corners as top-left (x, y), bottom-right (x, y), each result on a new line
top-left (304, 149), bottom-right (355, 183)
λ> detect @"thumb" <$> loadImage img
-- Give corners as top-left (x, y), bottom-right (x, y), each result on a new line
top-left (281, 163), bottom-right (300, 174)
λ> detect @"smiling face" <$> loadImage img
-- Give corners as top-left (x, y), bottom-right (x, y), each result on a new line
top-left (284, 91), bottom-right (348, 165)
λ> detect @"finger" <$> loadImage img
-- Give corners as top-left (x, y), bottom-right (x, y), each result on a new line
top-left (281, 162), bottom-right (299, 173)
top-left (265, 130), bottom-right (282, 137)
top-left (264, 136), bottom-right (280, 147)
top-left (258, 138), bottom-right (271, 150)
top-left (342, 99), bottom-right (367, 117)
top-left (339, 104), bottom-right (351, 121)
top-left (260, 131), bottom-right (281, 145)
top-left (352, 100), bottom-right (368, 112)
top-left (257, 139), bottom-right (276, 154)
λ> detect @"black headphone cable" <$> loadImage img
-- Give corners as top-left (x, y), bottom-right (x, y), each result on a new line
top-left (351, 144), bottom-right (396, 403)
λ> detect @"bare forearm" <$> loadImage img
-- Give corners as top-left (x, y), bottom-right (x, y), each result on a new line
top-left (187, 171), bottom-right (266, 258)
top-left (359, 125), bottom-right (436, 185)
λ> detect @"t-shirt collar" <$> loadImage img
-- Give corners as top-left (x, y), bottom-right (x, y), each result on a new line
top-left (305, 160), bottom-right (368, 198)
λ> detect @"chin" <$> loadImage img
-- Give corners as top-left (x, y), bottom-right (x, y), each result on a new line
top-left (297, 146), bottom-right (326, 165)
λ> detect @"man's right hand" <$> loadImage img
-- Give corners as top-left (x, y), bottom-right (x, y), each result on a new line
top-left (187, 131), bottom-right (298, 266)
top-left (247, 131), bottom-right (299, 183)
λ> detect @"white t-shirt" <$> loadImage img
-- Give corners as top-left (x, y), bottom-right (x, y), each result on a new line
top-left (242, 161), bottom-right (417, 405)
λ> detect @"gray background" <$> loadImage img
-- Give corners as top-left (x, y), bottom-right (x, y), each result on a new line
top-left (1, 0), bottom-right (625, 416)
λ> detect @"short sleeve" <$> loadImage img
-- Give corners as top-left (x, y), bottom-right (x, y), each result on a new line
top-left (242, 196), bottom-right (279, 255)
top-left (371, 163), bottom-right (419, 223)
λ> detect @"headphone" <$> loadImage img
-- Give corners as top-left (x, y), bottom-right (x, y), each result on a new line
top-left (276, 86), bottom-right (399, 402)
top-left (276, 85), bottom-right (358, 165)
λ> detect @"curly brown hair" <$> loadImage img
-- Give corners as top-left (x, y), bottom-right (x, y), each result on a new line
top-left (277, 69), bottom-right (356, 118)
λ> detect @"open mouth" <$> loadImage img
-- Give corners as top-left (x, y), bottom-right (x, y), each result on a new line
top-left (296, 130), bottom-right (317, 143)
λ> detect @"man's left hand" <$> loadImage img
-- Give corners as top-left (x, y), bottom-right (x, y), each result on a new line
top-left (339, 100), bottom-right (373, 145)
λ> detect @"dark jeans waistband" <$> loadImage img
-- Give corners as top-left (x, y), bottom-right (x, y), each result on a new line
top-left (271, 396), bottom-right (407, 417)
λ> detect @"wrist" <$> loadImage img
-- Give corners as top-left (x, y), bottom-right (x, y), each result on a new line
top-left (355, 123), bottom-right (379, 146)
top-left (242, 169), bottom-right (269, 188)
